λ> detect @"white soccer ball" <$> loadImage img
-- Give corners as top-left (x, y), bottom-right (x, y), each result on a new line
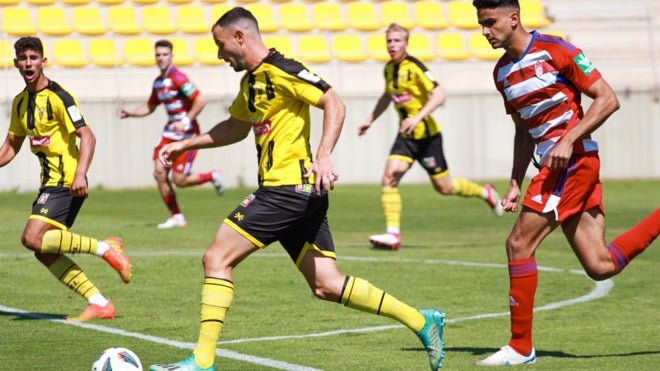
top-left (91, 347), bottom-right (143, 371)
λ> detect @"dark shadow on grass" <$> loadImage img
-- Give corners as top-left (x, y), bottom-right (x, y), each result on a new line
top-left (0, 309), bottom-right (66, 321)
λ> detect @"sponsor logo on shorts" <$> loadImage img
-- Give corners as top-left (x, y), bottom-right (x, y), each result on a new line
top-left (240, 193), bottom-right (256, 207)
top-left (422, 156), bottom-right (437, 169)
top-left (531, 194), bottom-right (543, 204)
top-left (37, 193), bottom-right (50, 205)
top-left (40, 207), bottom-right (49, 215)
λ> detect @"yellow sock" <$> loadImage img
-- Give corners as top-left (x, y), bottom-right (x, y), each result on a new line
top-left (382, 186), bottom-right (402, 231)
top-left (41, 230), bottom-right (98, 255)
top-left (339, 276), bottom-right (425, 332)
top-left (451, 178), bottom-right (484, 198)
top-left (193, 278), bottom-right (235, 369)
top-left (48, 255), bottom-right (100, 300)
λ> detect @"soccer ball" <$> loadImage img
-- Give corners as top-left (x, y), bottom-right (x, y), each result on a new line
top-left (91, 347), bottom-right (143, 371)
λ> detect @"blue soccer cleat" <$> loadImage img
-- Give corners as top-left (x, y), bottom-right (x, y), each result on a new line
top-left (150, 354), bottom-right (215, 371)
top-left (416, 308), bottom-right (445, 370)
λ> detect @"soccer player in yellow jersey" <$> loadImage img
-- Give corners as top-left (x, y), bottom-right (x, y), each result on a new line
top-left (150, 8), bottom-right (444, 371)
top-left (358, 23), bottom-right (504, 250)
top-left (0, 37), bottom-right (131, 322)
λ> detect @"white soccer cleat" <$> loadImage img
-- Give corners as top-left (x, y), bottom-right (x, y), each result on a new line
top-left (476, 345), bottom-right (536, 366)
top-left (369, 232), bottom-right (401, 250)
top-left (484, 184), bottom-right (504, 217)
top-left (157, 214), bottom-right (187, 229)
top-left (212, 168), bottom-right (226, 196)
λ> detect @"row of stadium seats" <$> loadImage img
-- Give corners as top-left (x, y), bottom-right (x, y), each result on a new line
top-left (0, 0), bottom-right (522, 5)
top-left (0, 30), bottom-right (566, 69)
top-left (0, 0), bottom-right (552, 37)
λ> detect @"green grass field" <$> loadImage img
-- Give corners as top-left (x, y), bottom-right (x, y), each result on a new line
top-left (1, 180), bottom-right (659, 370)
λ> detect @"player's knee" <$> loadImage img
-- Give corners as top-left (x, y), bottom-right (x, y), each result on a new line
top-left (584, 264), bottom-right (616, 281)
top-left (21, 231), bottom-right (41, 252)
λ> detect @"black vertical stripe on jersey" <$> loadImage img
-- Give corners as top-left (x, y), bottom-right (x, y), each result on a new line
top-left (247, 74), bottom-right (256, 112)
top-left (27, 92), bottom-right (36, 130)
top-left (48, 80), bottom-right (87, 129)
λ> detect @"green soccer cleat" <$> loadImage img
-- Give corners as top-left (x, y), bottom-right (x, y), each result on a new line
top-left (416, 308), bottom-right (445, 370)
top-left (150, 354), bottom-right (214, 371)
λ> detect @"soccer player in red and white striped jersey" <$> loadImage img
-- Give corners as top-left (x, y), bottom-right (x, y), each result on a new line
top-left (473, 0), bottom-right (660, 366)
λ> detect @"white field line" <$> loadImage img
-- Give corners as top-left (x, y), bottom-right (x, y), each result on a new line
top-left (0, 252), bottom-right (613, 370)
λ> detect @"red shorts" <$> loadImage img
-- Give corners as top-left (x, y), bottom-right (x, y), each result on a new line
top-left (523, 153), bottom-right (604, 222)
top-left (153, 137), bottom-right (198, 175)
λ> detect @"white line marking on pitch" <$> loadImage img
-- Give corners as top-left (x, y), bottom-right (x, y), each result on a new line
top-left (0, 253), bottom-right (613, 370)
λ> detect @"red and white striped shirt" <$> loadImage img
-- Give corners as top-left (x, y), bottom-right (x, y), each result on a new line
top-left (493, 31), bottom-right (602, 164)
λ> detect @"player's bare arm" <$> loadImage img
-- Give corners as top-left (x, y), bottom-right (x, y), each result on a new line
top-left (546, 78), bottom-right (620, 171)
top-left (306, 89), bottom-right (345, 192)
top-left (358, 92), bottom-right (390, 136)
top-left (72, 125), bottom-right (96, 197)
top-left (0, 133), bottom-right (24, 167)
top-left (118, 103), bottom-right (156, 119)
top-left (400, 85), bottom-right (445, 135)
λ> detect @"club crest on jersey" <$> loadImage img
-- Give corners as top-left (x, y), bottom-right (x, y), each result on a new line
top-left (534, 61), bottom-right (544, 78)
top-left (252, 120), bottom-right (272, 137)
top-left (240, 193), bottom-right (256, 207)
top-left (574, 51), bottom-right (595, 75)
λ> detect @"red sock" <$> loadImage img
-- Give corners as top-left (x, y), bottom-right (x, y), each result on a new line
top-left (198, 171), bottom-right (213, 184)
top-left (163, 194), bottom-right (181, 215)
top-left (508, 257), bottom-right (538, 356)
top-left (608, 208), bottom-right (660, 273)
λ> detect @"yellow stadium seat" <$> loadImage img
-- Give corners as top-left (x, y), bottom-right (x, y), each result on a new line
top-left (37, 7), bottom-right (72, 36)
top-left (236, 0), bottom-right (259, 3)
top-left (0, 40), bottom-right (13, 68)
top-left (143, 6), bottom-right (177, 35)
top-left (312, 2), bottom-right (347, 32)
top-left (437, 32), bottom-right (470, 61)
top-left (202, 0), bottom-right (227, 4)
top-left (108, 6), bottom-right (141, 35)
top-left (381, 1), bottom-right (413, 30)
top-left (97, 0), bottom-right (125, 4)
top-left (264, 35), bottom-right (294, 58)
top-left (347, 2), bottom-right (381, 31)
top-left (298, 35), bottom-right (330, 63)
top-left (469, 32), bottom-right (504, 60)
top-left (520, 0), bottom-right (552, 28)
top-left (193, 37), bottom-right (223, 65)
top-left (132, 0), bottom-right (159, 4)
top-left (448, 1), bottom-right (480, 29)
top-left (89, 38), bottom-right (124, 67)
top-left (62, 0), bottom-right (91, 5)
top-left (170, 38), bottom-right (194, 66)
top-left (0, 0), bottom-right (19, 5)
top-left (72, 6), bottom-right (107, 36)
top-left (167, 0), bottom-right (193, 4)
top-left (544, 29), bottom-right (567, 39)
top-left (124, 38), bottom-right (155, 67)
top-left (2, 7), bottom-right (36, 37)
top-left (245, 4), bottom-right (279, 33)
top-left (52, 39), bottom-right (87, 68)
top-left (366, 33), bottom-right (390, 62)
top-left (408, 34), bottom-right (435, 61)
top-left (211, 4), bottom-right (233, 23)
top-left (176, 5), bottom-right (209, 34)
top-left (332, 34), bottom-right (366, 63)
top-left (414, 1), bottom-right (448, 30)
top-left (27, 0), bottom-right (55, 5)
top-left (279, 3), bottom-right (313, 32)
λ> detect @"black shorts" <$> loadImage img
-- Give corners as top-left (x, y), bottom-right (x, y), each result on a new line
top-left (224, 185), bottom-right (336, 267)
top-left (30, 186), bottom-right (85, 230)
top-left (389, 133), bottom-right (449, 176)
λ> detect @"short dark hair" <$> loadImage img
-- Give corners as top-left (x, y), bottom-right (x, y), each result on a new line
top-left (155, 39), bottom-right (173, 51)
top-left (214, 6), bottom-right (259, 29)
top-left (472, 0), bottom-right (520, 10)
top-left (14, 36), bottom-right (44, 57)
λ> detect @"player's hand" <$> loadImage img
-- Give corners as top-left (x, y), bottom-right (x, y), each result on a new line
top-left (158, 142), bottom-right (184, 168)
top-left (399, 117), bottom-right (419, 135)
top-left (169, 121), bottom-right (187, 133)
top-left (501, 182), bottom-right (522, 213)
top-left (304, 156), bottom-right (339, 193)
top-left (118, 109), bottom-right (130, 119)
top-left (546, 139), bottom-right (573, 171)
top-left (357, 122), bottom-right (371, 136)
top-left (70, 176), bottom-right (89, 198)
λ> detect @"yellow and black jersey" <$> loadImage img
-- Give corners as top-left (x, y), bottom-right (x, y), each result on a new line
top-left (9, 80), bottom-right (87, 188)
top-left (229, 49), bottom-right (331, 187)
top-left (384, 55), bottom-right (441, 140)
